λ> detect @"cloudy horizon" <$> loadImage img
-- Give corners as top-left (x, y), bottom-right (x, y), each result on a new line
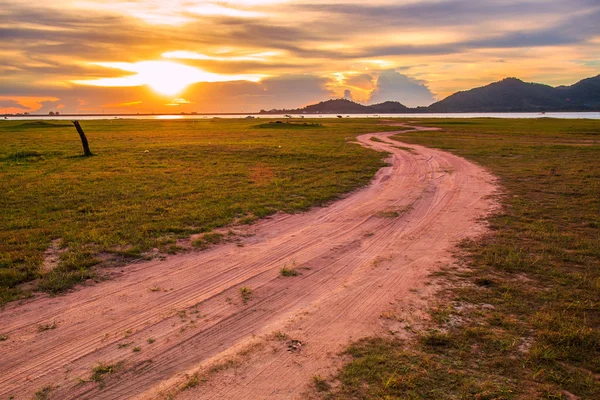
top-left (1, 0), bottom-right (599, 114)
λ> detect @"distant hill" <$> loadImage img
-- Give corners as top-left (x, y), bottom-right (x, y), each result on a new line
top-left (556, 75), bottom-right (600, 110)
top-left (259, 99), bottom-right (409, 115)
top-left (427, 75), bottom-right (600, 112)
top-left (259, 75), bottom-right (600, 114)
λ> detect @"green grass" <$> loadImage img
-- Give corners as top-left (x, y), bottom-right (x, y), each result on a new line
top-left (0, 118), bottom-right (396, 304)
top-left (327, 118), bottom-right (600, 399)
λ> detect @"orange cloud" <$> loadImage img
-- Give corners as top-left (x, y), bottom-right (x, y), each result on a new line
top-left (0, 96), bottom-right (60, 113)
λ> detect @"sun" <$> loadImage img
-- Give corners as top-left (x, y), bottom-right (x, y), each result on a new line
top-left (72, 61), bottom-right (263, 96)
top-left (134, 61), bottom-right (206, 96)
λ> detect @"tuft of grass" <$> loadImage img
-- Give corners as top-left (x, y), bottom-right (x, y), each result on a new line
top-left (239, 287), bottom-right (253, 304)
top-left (280, 266), bottom-right (299, 277)
top-left (147, 337), bottom-right (155, 344)
top-left (181, 373), bottom-right (200, 391)
top-left (272, 331), bottom-right (289, 341)
top-left (192, 232), bottom-right (225, 249)
top-left (420, 330), bottom-right (453, 349)
top-left (34, 385), bottom-right (54, 400)
top-left (38, 321), bottom-right (57, 332)
top-left (90, 362), bottom-right (123, 387)
top-left (132, 346), bottom-right (141, 352)
top-left (5, 150), bottom-right (44, 161)
top-left (375, 210), bottom-right (400, 218)
top-left (0, 334), bottom-right (8, 341)
top-left (313, 375), bottom-right (332, 392)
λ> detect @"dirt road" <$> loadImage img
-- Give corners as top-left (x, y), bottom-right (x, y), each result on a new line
top-left (0, 125), bottom-right (497, 399)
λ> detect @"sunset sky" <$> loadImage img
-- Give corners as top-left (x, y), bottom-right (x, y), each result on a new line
top-left (1, 0), bottom-right (599, 114)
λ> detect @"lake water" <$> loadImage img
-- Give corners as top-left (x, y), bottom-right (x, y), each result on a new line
top-left (3, 112), bottom-right (600, 120)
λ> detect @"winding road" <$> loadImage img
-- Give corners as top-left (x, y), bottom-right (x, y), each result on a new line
top-left (0, 125), bottom-right (497, 399)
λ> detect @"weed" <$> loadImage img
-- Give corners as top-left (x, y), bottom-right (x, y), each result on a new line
top-left (420, 330), bottom-right (452, 348)
top-left (239, 287), bottom-right (253, 304)
top-left (380, 310), bottom-right (403, 321)
top-left (375, 210), bottom-right (400, 218)
top-left (193, 232), bottom-right (225, 249)
top-left (147, 337), bottom-right (156, 344)
top-left (280, 266), bottom-right (299, 277)
top-left (273, 331), bottom-right (289, 341)
top-left (90, 362), bottom-right (123, 387)
top-left (6, 150), bottom-right (44, 161)
top-left (208, 359), bottom-right (239, 374)
top-left (181, 373), bottom-right (200, 391)
top-left (38, 321), bottom-right (57, 332)
top-left (132, 346), bottom-right (141, 352)
top-left (313, 375), bottom-right (331, 392)
top-left (0, 334), bottom-right (7, 341)
top-left (117, 342), bottom-right (132, 349)
top-left (34, 385), bottom-right (54, 400)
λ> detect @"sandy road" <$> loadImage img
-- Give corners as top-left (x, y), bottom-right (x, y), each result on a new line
top-left (0, 125), bottom-right (497, 399)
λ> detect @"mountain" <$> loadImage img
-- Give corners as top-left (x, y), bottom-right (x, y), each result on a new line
top-left (556, 75), bottom-right (600, 109)
top-left (427, 75), bottom-right (600, 112)
top-left (259, 75), bottom-right (600, 114)
top-left (259, 99), bottom-right (409, 114)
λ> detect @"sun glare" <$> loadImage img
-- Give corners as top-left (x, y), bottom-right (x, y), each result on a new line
top-left (137, 62), bottom-right (201, 96)
top-left (72, 61), bottom-right (264, 96)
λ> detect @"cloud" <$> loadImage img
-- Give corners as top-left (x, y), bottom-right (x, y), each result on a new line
top-left (0, 99), bottom-right (28, 110)
top-left (344, 74), bottom-right (375, 91)
top-left (0, 74), bottom-right (334, 114)
top-left (369, 71), bottom-right (436, 107)
top-left (1, 0), bottom-right (599, 111)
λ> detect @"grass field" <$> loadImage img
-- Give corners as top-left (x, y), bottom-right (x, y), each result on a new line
top-left (2, 117), bottom-right (599, 398)
top-left (0, 118), bottom-right (396, 304)
top-left (325, 119), bottom-right (600, 399)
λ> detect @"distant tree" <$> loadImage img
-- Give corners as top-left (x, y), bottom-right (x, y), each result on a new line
top-left (49, 111), bottom-right (55, 116)
top-left (55, 111), bottom-right (60, 115)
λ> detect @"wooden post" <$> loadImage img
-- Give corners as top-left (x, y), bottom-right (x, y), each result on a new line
top-left (72, 120), bottom-right (93, 156)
